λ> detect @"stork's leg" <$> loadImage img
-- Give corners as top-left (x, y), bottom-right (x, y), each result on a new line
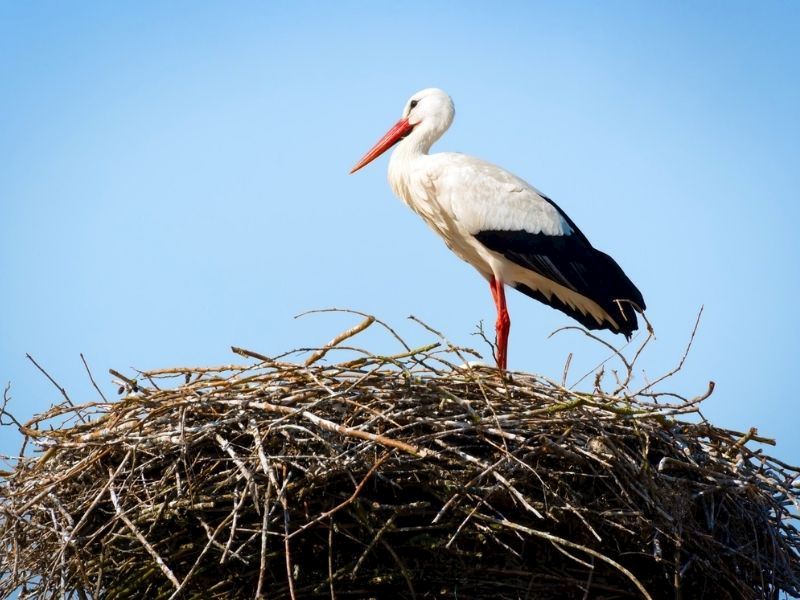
top-left (489, 276), bottom-right (511, 370)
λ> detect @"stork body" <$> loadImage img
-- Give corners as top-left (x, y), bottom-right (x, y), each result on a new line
top-left (351, 88), bottom-right (645, 370)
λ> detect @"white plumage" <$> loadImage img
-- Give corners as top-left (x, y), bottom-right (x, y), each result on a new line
top-left (351, 88), bottom-right (645, 370)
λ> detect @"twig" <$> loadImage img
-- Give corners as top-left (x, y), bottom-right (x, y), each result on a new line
top-left (482, 516), bottom-right (653, 600)
top-left (305, 316), bottom-right (375, 366)
top-left (108, 368), bottom-right (151, 396)
top-left (288, 454), bottom-right (388, 539)
top-left (282, 492), bottom-right (297, 600)
top-left (296, 308), bottom-right (411, 351)
top-left (229, 399), bottom-right (433, 458)
top-left (254, 479), bottom-right (272, 600)
top-left (26, 355), bottom-right (83, 421)
top-left (0, 383), bottom-right (22, 429)
top-left (327, 517), bottom-right (336, 600)
top-left (635, 307), bottom-right (704, 396)
top-left (231, 346), bottom-right (274, 363)
top-left (80, 354), bottom-right (108, 402)
top-left (109, 484), bottom-right (180, 591)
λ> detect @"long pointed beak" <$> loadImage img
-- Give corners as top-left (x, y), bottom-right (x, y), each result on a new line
top-left (350, 118), bottom-right (414, 174)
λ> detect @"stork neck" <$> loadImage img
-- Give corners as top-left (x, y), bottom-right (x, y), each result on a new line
top-left (388, 130), bottom-right (437, 200)
top-left (395, 125), bottom-right (439, 159)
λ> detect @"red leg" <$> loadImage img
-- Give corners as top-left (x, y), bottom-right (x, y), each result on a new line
top-left (489, 277), bottom-right (511, 370)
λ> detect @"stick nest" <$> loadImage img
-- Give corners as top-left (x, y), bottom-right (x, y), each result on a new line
top-left (1, 314), bottom-right (799, 599)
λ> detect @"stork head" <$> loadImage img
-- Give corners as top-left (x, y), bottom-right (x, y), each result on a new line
top-left (350, 88), bottom-right (455, 174)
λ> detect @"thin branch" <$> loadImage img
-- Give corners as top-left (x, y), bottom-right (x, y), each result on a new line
top-left (26, 354), bottom-right (83, 421)
top-left (109, 484), bottom-right (180, 591)
top-left (80, 353), bottom-right (108, 403)
top-left (305, 316), bottom-right (375, 366)
top-left (288, 453), bottom-right (388, 540)
top-left (635, 307), bottom-right (704, 396)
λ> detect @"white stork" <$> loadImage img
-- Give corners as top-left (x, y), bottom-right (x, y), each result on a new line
top-left (350, 88), bottom-right (645, 370)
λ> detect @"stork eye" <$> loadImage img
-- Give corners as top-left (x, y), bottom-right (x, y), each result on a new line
top-left (409, 100), bottom-right (419, 110)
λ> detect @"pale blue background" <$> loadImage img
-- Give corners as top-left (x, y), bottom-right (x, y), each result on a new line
top-left (2, 2), bottom-right (798, 473)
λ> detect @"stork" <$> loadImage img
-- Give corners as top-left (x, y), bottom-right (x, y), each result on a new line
top-left (350, 88), bottom-right (646, 370)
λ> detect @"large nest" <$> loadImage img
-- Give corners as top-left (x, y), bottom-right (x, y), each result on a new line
top-left (1, 313), bottom-right (799, 599)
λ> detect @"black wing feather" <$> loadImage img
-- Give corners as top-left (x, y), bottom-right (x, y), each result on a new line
top-left (474, 228), bottom-right (646, 338)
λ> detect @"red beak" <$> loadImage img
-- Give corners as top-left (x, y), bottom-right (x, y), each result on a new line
top-left (350, 118), bottom-right (414, 174)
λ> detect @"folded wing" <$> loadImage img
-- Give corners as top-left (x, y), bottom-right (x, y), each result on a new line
top-left (475, 226), bottom-right (645, 337)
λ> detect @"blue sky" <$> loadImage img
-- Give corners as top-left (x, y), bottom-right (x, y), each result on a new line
top-left (1, 2), bottom-right (798, 467)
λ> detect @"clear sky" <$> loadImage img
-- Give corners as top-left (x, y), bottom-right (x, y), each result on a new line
top-left (1, 2), bottom-right (798, 468)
